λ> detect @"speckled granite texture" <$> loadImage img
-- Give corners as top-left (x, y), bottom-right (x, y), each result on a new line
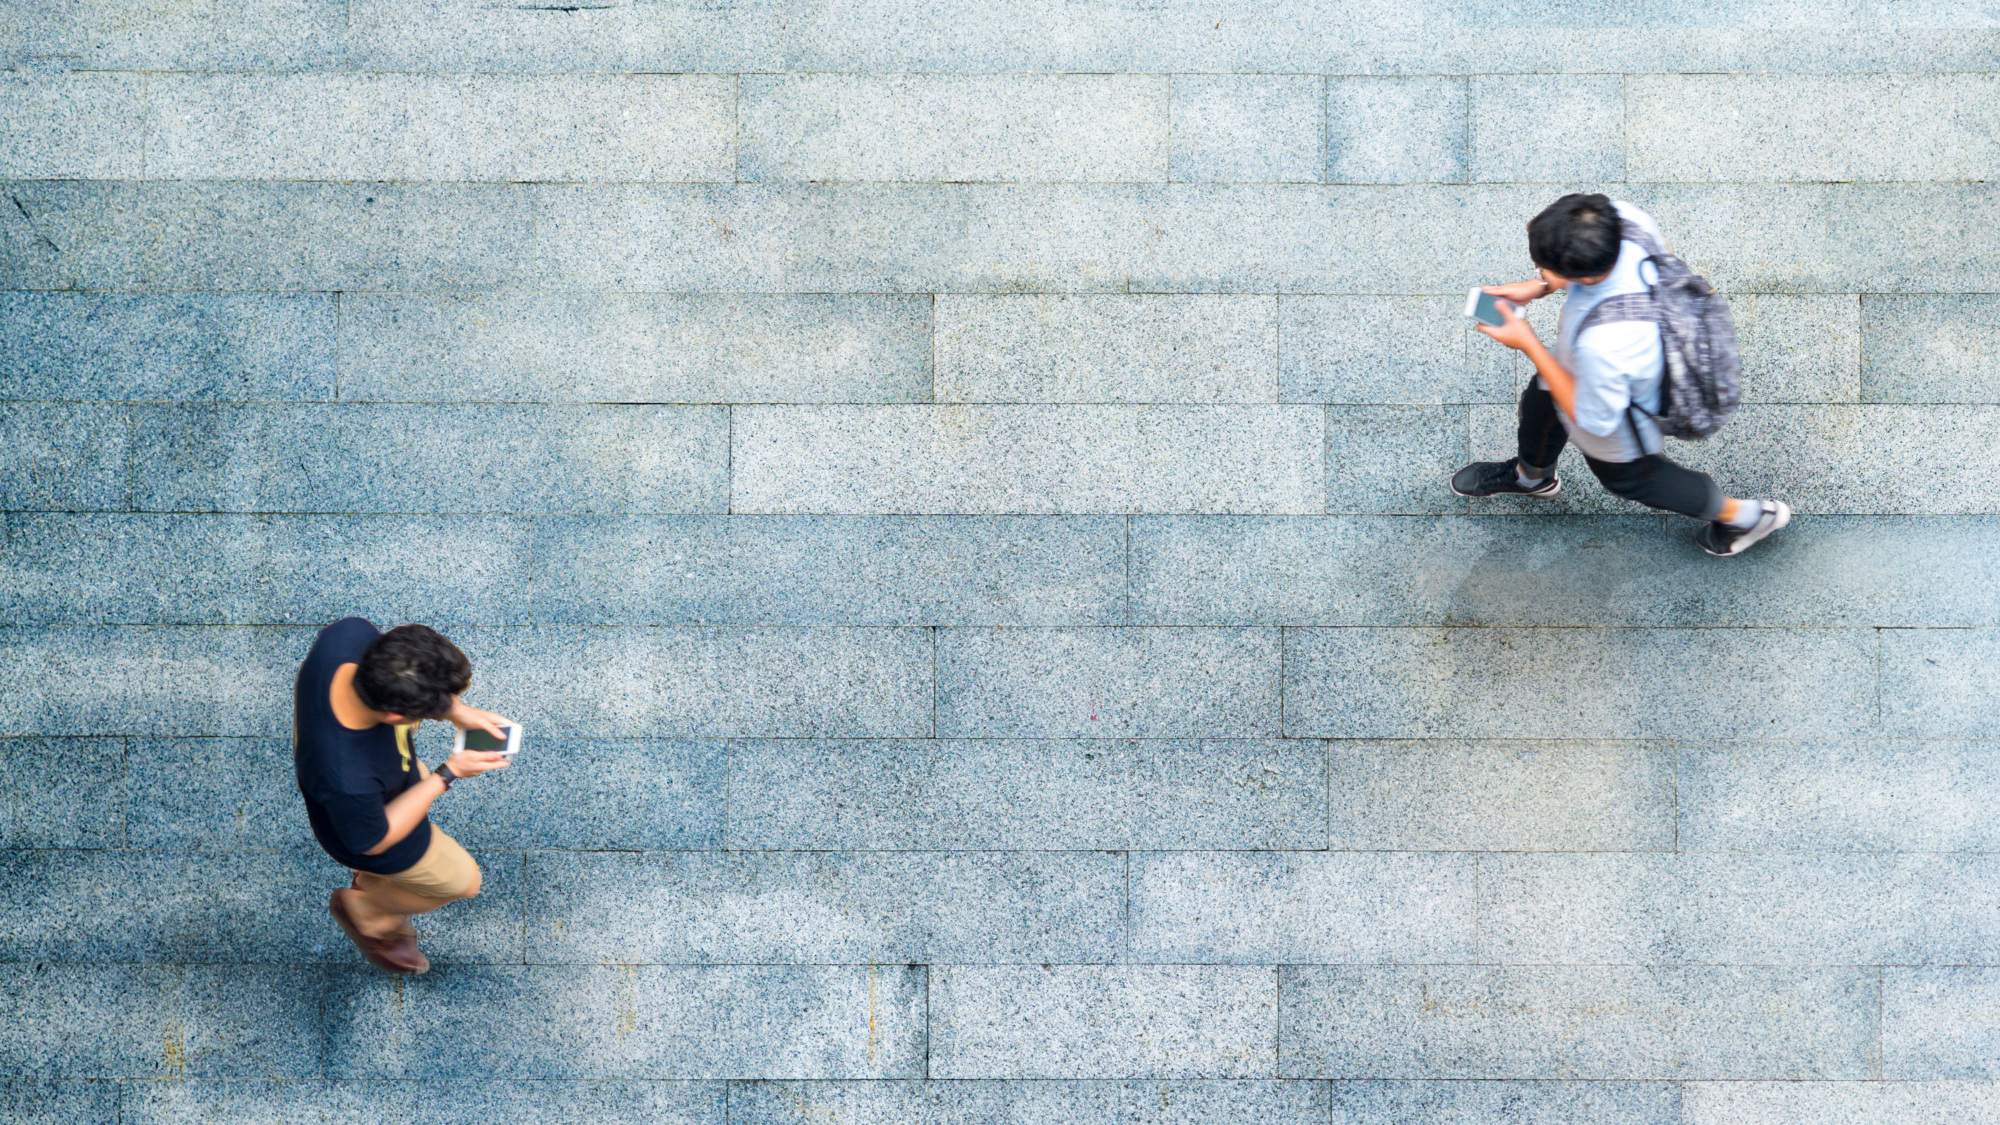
top-left (4, 2), bottom-right (1999, 1121)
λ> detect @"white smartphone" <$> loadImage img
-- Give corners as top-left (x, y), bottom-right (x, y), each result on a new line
top-left (454, 722), bottom-right (522, 758)
top-left (1464, 287), bottom-right (1514, 327)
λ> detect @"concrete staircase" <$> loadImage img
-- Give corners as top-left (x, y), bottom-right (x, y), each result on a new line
top-left (4, 2), bottom-right (2000, 1122)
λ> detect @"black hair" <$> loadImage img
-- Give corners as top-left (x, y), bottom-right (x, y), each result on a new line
top-left (1527, 193), bottom-right (1623, 280)
top-left (353, 624), bottom-right (472, 720)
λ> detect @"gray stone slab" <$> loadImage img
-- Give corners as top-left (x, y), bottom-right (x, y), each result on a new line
top-left (0, 963), bottom-right (322, 1079)
top-left (929, 965), bottom-right (1278, 1079)
top-left (1128, 852), bottom-right (1476, 964)
top-left (1469, 76), bottom-right (1624, 183)
top-left (0, 848), bottom-right (523, 966)
top-left (725, 737), bottom-right (1326, 851)
top-left (145, 74), bottom-right (734, 183)
top-left (936, 628), bottom-right (1279, 738)
top-left (128, 404), bottom-right (729, 515)
top-left (1281, 965), bottom-right (1877, 1079)
top-left (730, 405), bottom-right (1324, 514)
top-left (1327, 77), bottom-right (1465, 185)
top-left (324, 964), bottom-right (924, 1079)
top-left (1629, 74), bottom-right (2000, 184)
top-left (0, 72), bottom-right (144, 178)
top-left (0, 514), bottom-right (535, 629)
top-left (1283, 626), bottom-right (1877, 739)
top-left (1280, 296), bottom-right (1477, 405)
top-left (1683, 1081), bottom-right (2000, 1125)
top-left (3, 0), bottom-right (348, 69)
top-left (934, 296), bottom-right (1278, 404)
top-left (0, 1081), bottom-right (116, 1125)
top-left (1733, 293), bottom-right (1861, 403)
top-left (118, 1080), bottom-right (725, 1125)
top-left (738, 75), bottom-right (1168, 183)
top-left (436, 738), bottom-right (726, 851)
top-left (1882, 629), bottom-right (2000, 738)
top-left (730, 1080), bottom-right (1329, 1125)
top-left (526, 850), bottom-right (1123, 965)
top-left (0, 292), bottom-right (335, 403)
top-left (124, 737), bottom-right (300, 850)
top-left (1885, 969), bottom-right (2000, 1079)
top-left (0, 402), bottom-right (127, 511)
top-left (338, 294), bottom-right (932, 405)
top-left (1171, 75), bottom-right (1323, 184)
top-left (1481, 853), bottom-right (2000, 966)
top-left (1132, 515), bottom-right (2000, 629)
top-left (1326, 405), bottom-right (1469, 514)
top-left (1328, 740), bottom-right (1673, 852)
top-left (1863, 294), bottom-right (2000, 404)
top-left (466, 626), bottom-right (934, 738)
top-left (1678, 741), bottom-right (2000, 852)
top-left (527, 516), bottom-right (1125, 627)
top-left (1329, 1081), bottom-right (1680, 1125)
top-left (0, 626), bottom-right (305, 737)
top-left (0, 737), bottom-right (123, 848)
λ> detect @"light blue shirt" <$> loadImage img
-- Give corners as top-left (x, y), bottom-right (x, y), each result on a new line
top-left (1550, 201), bottom-right (1667, 463)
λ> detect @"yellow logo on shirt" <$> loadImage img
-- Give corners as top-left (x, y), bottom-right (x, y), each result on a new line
top-left (393, 724), bottom-right (415, 774)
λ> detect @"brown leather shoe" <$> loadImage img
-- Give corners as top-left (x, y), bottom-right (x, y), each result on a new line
top-left (329, 890), bottom-right (430, 974)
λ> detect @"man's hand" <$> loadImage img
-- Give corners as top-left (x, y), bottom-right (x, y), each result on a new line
top-left (1476, 297), bottom-right (1543, 354)
top-left (445, 748), bottom-right (510, 778)
top-left (1483, 279), bottom-right (1550, 305)
top-left (444, 696), bottom-right (511, 742)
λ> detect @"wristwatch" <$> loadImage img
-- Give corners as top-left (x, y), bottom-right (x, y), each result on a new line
top-left (434, 762), bottom-right (456, 789)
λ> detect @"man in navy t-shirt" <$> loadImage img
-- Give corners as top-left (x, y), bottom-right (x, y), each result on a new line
top-left (295, 618), bottom-right (512, 973)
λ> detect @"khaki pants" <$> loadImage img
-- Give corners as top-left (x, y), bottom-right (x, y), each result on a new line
top-left (351, 762), bottom-right (479, 899)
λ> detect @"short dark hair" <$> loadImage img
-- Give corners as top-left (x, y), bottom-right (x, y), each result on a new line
top-left (1527, 193), bottom-right (1623, 279)
top-left (353, 624), bottom-right (471, 720)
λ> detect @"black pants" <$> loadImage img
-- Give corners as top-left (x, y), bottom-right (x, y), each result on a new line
top-left (1517, 380), bottom-right (1723, 521)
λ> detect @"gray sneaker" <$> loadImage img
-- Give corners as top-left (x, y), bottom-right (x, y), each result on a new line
top-left (1450, 458), bottom-right (1561, 499)
top-left (1697, 501), bottom-right (1792, 557)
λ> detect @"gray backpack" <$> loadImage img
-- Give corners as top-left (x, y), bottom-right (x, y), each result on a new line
top-left (1573, 220), bottom-right (1741, 441)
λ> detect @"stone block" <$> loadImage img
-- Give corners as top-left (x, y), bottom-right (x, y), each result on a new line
top-left (436, 739), bottom-right (726, 851)
top-left (0, 1081), bottom-right (117, 1125)
top-left (0, 403), bottom-right (127, 512)
top-left (146, 74), bottom-right (735, 182)
top-left (1628, 74), bottom-right (2000, 183)
top-left (725, 737), bottom-right (1326, 850)
top-left (0, 292), bottom-right (335, 402)
top-left (1881, 628), bottom-right (2000, 737)
top-left (3, 0), bottom-right (348, 69)
top-left (465, 626), bottom-right (934, 738)
top-left (1885, 969), bottom-right (2000, 1079)
top-left (1329, 1081), bottom-right (1680, 1125)
top-left (0, 963), bottom-right (322, 1079)
top-left (1326, 77), bottom-right (1465, 184)
top-left (1862, 294), bottom-right (2000, 404)
top-left (730, 1080), bottom-right (1328, 1125)
top-left (934, 295), bottom-right (1278, 403)
top-left (1732, 293), bottom-right (1861, 403)
top-left (936, 627), bottom-right (1280, 737)
top-left (1170, 75), bottom-right (1323, 184)
top-left (1281, 965), bottom-right (1877, 1079)
top-left (1128, 851), bottom-right (1476, 963)
top-left (118, 1081), bottom-right (719, 1125)
top-left (124, 737), bottom-right (300, 850)
top-left (338, 294), bottom-right (932, 405)
top-left (1678, 741), bottom-right (2000, 852)
top-left (128, 404), bottom-right (729, 515)
top-left (0, 737), bottom-right (123, 848)
top-left (1325, 405), bottom-right (1470, 514)
top-left (1327, 740), bottom-right (1673, 851)
top-left (527, 516), bottom-right (1125, 627)
top-left (1282, 626), bottom-right (1876, 739)
top-left (1470, 75), bottom-right (1624, 183)
top-left (1683, 1081), bottom-right (2000, 1125)
top-left (738, 74), bottom-right (1168, 183)
top-left (730, 405), bottom-right (1325, 514)
top-left (323, 964), bottom-right (925, 1079)
top-left (525, 850), bottom-right (1123, 964)
top-left (0, 626), bottom-right (306, 737)
top-left (929, 965), bottom-right (1278, 1079)
top-left (0, 72), bottom-right (144, 178)
top-left (1279, 296), bottom-right (1474, 405)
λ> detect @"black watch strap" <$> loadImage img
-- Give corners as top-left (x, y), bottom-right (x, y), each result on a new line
top-left (434, 762), bottom-right (455, 788)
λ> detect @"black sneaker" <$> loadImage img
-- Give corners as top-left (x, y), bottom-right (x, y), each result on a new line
top-left (1450, 458), bottom-right (1561, 499)
top-left (1697, 500), bottom-right (1792, 557)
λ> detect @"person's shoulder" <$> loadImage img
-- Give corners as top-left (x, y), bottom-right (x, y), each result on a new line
top-left (309, 617), bottom-right (380, 661)
top-left (1609, 200), bottom-right (1664, 239)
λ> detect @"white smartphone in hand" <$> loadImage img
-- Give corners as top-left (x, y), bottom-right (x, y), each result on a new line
top-left (454, 723), bottom-right (522, 758)
top-left (1465, 287), bottom-right (1514, 328)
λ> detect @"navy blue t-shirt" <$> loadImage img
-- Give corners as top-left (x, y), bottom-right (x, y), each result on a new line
top-left (294, 617), bottom-right (432, 874)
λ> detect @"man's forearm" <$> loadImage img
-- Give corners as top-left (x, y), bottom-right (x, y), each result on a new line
top-left (1521, 339), bottom-right (1579, 419)
top-left (363, 774), bottom-right (448, 855)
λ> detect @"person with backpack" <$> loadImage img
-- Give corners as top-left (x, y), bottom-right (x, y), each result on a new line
top-left (1450, 193), bottom-right (1789, 557)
